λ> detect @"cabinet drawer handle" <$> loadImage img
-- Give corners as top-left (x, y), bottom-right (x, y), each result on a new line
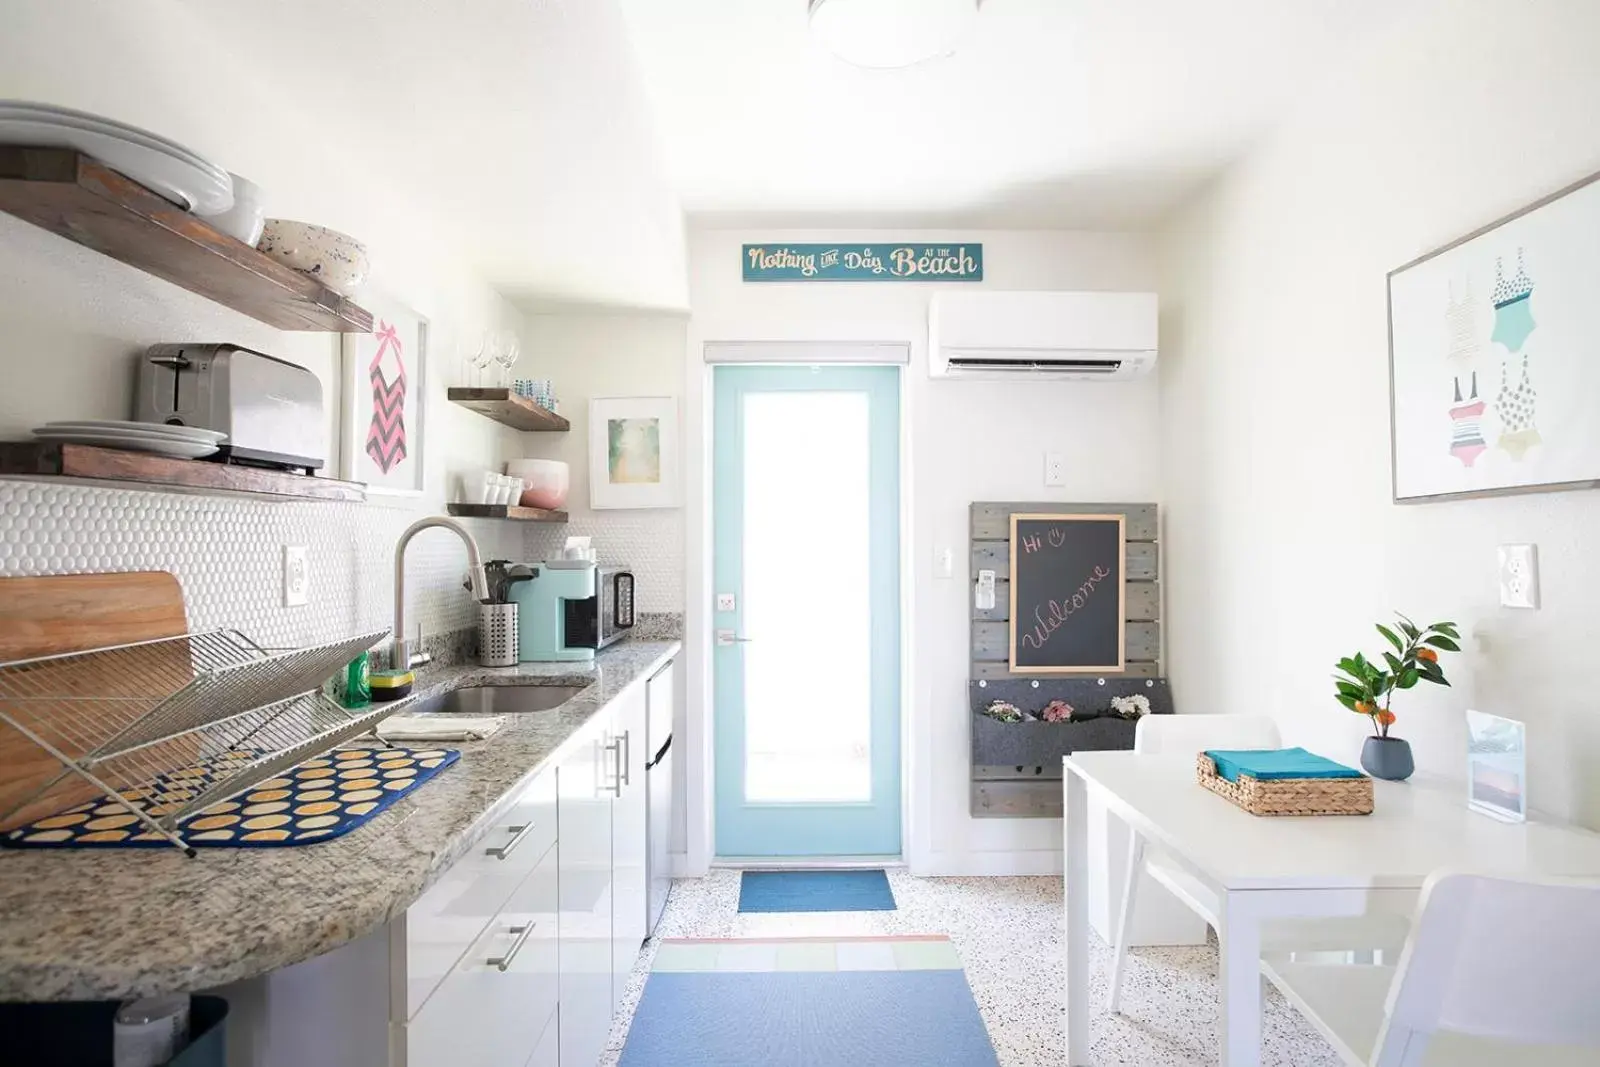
top-left (485, 821), bottom-right (536, 860)
top-left (604, 739), bottom-right (624, 798)
top-left (620, 729), bottom-right (632, 786)
top-left (486, 922), bottom-right (536, 972)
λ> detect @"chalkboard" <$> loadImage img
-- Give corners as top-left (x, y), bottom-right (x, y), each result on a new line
top-left (1008, 513), bottom-right (1126, 673)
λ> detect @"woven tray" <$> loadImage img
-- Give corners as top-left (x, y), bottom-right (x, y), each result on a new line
top-left (1196, 754), bottom-right (1373, 816)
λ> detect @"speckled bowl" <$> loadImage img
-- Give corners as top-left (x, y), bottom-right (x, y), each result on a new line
top-left (256, 219), bottom-right (369, 295)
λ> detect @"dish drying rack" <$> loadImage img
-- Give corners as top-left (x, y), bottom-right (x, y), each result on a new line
top-left (0, 628), bottom-right (414, 855)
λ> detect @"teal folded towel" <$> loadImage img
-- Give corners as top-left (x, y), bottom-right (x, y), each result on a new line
top-left (1203, 746), bottom-right (1363, 783)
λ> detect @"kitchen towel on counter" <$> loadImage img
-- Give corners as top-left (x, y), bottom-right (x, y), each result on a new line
top-left (1203, 746), bottom-right (1363, 783)
top-left (1, 747), bottom-right (459, 849)
top-left (376, 715), bottom-right (506, 743)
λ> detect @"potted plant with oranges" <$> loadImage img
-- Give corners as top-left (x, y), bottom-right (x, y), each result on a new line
top-left (1332, 614), bottom-right (1460, 780)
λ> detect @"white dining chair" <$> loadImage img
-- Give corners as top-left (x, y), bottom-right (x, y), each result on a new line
top-left (1106, 713), bottom-right (1411, 1014)
top-left (1261, 872), bottom-right (1600, 1065)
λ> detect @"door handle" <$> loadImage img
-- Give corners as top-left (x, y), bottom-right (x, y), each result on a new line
top-left (716, 629), bottom-right (754, 646)
top-left (486, 922), bottom-right (536, 972)
top-left (620, 729), bottom-right (632, 787)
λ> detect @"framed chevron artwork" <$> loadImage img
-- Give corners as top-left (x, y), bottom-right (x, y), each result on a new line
top-left (340, 296), bottom-right (428, 495)
top-left (1388, 168), bottom-right (1600, 503)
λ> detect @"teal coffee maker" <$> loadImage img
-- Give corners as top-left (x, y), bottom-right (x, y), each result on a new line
top-left (510, 560), bottom-right (597, 662)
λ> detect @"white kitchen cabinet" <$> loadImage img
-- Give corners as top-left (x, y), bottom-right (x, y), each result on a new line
top-left (609, 681), bottom-right (649, 1009)
top-left (557, 717), bottom-right (617, 1067)
top-left (408, 841), bottom-right (558, 1067)
top-left (406, 767), bottom-right (557, 1018)
top-left (525, 1011), bottom-right (559, 1067)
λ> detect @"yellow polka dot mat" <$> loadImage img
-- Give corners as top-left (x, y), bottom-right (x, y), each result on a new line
top-left (2, 747), bottom-right (460, 849)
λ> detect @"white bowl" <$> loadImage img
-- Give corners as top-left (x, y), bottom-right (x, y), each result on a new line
top-left (506, 459), bottom-right (569, 510)
top-left (257, 219), bottom-right (369, 295)
top-left (207, 172), bottom-right (265, 245)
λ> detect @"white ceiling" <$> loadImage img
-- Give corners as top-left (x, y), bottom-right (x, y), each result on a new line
top-left (619, 0), bottom-right (1406, 227)
top-left (176, 0), bottom-right (690, 311)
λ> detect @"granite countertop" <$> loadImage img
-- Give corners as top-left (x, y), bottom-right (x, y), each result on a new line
top-left (0, 639), bottom-right (681, 1002)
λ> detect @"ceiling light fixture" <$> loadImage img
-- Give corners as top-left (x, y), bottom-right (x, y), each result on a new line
top-left (808, 0), bottom-right (981, 71)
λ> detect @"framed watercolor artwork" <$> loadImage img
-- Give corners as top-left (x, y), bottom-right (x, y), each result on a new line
top-left (340, 296), bottom-right (428, 496)
top-left (1465, 709), bottom-right (1527, 823)
top-left (589, 396), bottom-right (679, 509)
top-left (1388, 169), bottom-right (1600, 503)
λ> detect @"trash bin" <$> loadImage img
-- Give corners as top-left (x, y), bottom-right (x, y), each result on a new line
top-left (0, 995), bottom-right (227, 1066)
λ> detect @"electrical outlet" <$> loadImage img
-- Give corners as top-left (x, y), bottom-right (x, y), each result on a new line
top-left (1498, 543), bottom-right (1538, 609)
top-left (716, 593), bottom-right (736, 612)
top-left (283, 545), bottom-right (309, 607)
top-left (1044, 451), bottom-right (1066, 487)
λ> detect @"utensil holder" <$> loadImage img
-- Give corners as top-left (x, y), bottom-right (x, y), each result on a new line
top-left (478, 603), bottom-right (519, 667)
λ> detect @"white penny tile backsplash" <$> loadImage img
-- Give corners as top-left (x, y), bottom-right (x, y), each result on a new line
top-left (0, 480), bottom-right (523, 651)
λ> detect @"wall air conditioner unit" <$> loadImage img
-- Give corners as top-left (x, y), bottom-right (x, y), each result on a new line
top-left (928, 290), bottom-right (1158, 381)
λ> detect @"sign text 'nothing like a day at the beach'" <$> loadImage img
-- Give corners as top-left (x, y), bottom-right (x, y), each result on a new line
top-left (742, 243), bottom-right (983, 282)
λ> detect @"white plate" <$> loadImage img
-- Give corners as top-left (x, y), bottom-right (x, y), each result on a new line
top-left (0, 115), bottom-right (232, 214)
top-left (0, 102), bottom-right (222, 174)
top-left (38, 419), bottom-right (228, 443)
top-left (31, 430), bottom-right (219, 459)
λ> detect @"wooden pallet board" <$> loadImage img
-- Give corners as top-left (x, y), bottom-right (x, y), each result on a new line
top-left (0, 148), bottom-right (372, 332)
top-left (968, 501), bottom-right (1163, 814)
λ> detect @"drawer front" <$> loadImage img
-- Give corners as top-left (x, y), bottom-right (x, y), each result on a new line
top-left (408, 844), bottom-right (560, 1067)
top-left (405, 768), bottom-right (556, 1019)
top-left (478, 766), bottom-right (558, 875)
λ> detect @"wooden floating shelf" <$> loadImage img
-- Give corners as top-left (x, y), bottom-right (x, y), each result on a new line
top-left (447, 388), bottom-right (571, 432)
top-left (446, 503), bottom-right (568, 523)
top-left (0, 442), bottom-right (366, 503)
top-left (0, 147), bottom-right (373, 333)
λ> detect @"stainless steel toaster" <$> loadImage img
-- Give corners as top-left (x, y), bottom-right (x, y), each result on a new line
top-left (136, 344), bottom-right (325, 472)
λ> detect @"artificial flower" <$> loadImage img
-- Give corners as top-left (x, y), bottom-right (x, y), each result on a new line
top-left (983, 700), bottom-right (1023, 723)
top-left (1040, 700), bottom-right (1073, 723)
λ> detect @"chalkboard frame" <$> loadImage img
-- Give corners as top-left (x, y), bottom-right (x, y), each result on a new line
top-left (1007, 512), bottom-right (1127, 674)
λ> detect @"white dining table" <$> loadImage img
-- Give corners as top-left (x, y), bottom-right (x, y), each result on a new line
top-left (1062, 751), bottom-right (1600, 1066)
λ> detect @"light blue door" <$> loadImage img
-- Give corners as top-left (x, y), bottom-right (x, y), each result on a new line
top-left (713, 364), bottom-right (901, 858)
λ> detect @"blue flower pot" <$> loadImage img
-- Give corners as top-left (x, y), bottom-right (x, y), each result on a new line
top-left (1361, 736), bottom-right (1414, 781)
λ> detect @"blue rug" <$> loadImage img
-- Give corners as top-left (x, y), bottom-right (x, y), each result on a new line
top-left (620, 937), bottom-right (998, 1066)
top-left (738, 869), bottom-right (897, 913)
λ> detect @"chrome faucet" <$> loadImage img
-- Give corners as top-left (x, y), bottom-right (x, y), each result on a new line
top-left (393, 516), bottom-right (490, 669)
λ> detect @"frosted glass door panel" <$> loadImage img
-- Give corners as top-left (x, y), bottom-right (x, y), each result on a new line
top-left (742, 392), bottom-right (871, 803)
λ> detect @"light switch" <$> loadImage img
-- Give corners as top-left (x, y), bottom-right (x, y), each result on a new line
top-left (935, 547), bottom-right (954, 579)
top-left (1498, 544), bottom-right (1539, 608)
top-left (716, 593), bottom-right (736, 612)
top-left (283, 545), bottom-right (309, 607)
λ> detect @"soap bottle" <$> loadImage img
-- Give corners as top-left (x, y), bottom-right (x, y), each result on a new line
top-left (339, 652), bottom-right (371, 707)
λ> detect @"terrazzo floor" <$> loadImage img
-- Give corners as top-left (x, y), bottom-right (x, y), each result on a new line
top-left (602, 870), bottom-right (1343, 1067)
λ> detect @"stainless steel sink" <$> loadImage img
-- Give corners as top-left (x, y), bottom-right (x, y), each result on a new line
top-left (411, 684), bottom-right (588, 716)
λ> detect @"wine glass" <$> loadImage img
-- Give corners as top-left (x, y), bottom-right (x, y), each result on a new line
top-left (494, 331), bottom-right (521, 388)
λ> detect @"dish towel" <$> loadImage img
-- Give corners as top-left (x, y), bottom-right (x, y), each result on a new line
top-left (377, 715), bottom-right (506, 743)
top-left (1203, 746), bottom-right (1363, 783)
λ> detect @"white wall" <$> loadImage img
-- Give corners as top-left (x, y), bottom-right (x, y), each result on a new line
top-left (513, 312), bottom-right (689, 614)
top-left (1159, 0), bottom-right (1600, 826)
top-left (0, 3), bottom-right (529, 645)
top-left (684, 229), bottom-right (1161, 875)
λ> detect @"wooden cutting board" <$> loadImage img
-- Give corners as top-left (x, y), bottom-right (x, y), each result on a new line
top-left (0, 571), bottom-right (192, 829)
